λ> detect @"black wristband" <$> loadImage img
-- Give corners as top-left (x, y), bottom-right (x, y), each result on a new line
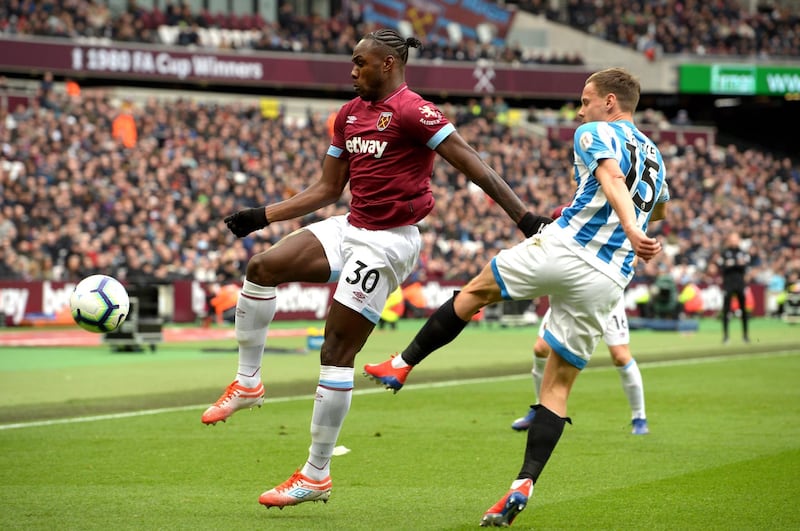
top-left (517, 212), bottom-right (552, 238)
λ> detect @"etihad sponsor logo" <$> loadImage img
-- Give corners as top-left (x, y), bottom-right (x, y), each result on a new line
top-left (376, 112), bottom-right (392, 131)
top-left (418, 104), bottom-right (442, 126)
top-left (345, 136), bottom-right (388, 158)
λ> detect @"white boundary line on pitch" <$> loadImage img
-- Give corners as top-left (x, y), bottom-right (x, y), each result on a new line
top-left (1, 350), bottom-right (797, 431)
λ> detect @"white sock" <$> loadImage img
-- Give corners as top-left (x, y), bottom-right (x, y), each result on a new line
top-left (391, 355), bottom-right (409, 369)
top-left (532, 355), bottom-right (547, 400)
top-left (510, 478), bottom-right (533, 495)
top-left (301, 366), bottom-right (354, 481)
top-left (617, 359), bottom-right (646, 419)
top-left (234, 280), bottom-right (276, 388)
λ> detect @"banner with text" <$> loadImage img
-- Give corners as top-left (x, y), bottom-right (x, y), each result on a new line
top-left (0, 37), bottom-right (590, 98)
top-left (679, 64), bottom-right (800, 96)
top-left (0, 279), bottom-right (767, 327)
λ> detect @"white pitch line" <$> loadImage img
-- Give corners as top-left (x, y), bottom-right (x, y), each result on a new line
top-left (1, 350), bottom-right (796, 431)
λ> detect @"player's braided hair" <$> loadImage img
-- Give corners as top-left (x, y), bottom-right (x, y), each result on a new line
top-left (364, 28), bottom-right (422, 64)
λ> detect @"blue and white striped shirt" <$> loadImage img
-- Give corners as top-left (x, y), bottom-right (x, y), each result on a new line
top-left (546, 120), bottom-right (670, 286)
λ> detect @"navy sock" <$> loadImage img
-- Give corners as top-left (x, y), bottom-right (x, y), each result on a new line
top-left (400, 295), bottom-right (469, 366)
top-left (518, 405), bottom-right (570, 483)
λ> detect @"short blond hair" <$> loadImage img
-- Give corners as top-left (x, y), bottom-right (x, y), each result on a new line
top-left (586, 67), bottom-right (641, 112)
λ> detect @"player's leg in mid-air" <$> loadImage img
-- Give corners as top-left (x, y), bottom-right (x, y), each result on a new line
top-left (362, 256), bottom-right (507, 392)
top-left (258, 219), bottom-right (421, 509)
top-left (201, 226), bottom-right (332, 426)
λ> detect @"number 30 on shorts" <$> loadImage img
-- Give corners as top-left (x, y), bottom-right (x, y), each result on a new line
top-left (345, 260), bottom-right (380, 293)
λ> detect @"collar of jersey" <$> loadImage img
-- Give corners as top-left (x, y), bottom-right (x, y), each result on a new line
top-left (377, 83), bottom-right (408, 105)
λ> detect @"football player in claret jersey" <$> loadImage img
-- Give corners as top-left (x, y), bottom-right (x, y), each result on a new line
top-left (364, 67), bottom-right (669, 527)
top-left (202, 27), bottom-right (550, 509)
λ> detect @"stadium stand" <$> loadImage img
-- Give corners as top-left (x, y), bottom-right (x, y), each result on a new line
top-left (0, 82), bottom-right (797, 297)
top-left (0, 0), bottom-right (583, 64)
top-left (4, 1), bottom-right (797, 59)
top-left (0, 1), bottom-right (798, 319)
top-left (517, 0), bottom-right (800, 59)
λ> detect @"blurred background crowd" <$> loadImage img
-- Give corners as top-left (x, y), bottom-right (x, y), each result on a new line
top-left (2, 0), bottom-right (799, 60)
top-left (2, 81), bottom-right (797, 294)
top-left (0, 0), bottom-right (798, 308)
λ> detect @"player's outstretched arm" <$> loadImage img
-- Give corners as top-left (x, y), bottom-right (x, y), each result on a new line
top-left (224, 155), bottom-right (349, 238)
top-left (434, 132), bottom-right (550, 237)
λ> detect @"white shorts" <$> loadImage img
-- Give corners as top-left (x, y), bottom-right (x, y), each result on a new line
top-left (492, 233), bottom-right (623, 369)
top-left (307, 215), bottom-right (421, 324)
top-left (538, 295), bottom-right (629, 347)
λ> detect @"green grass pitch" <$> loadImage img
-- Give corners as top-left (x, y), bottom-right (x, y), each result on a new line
top-left (0, 317), bottom-right (798, 529)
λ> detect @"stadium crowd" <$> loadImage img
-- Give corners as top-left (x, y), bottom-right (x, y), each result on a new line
top-left (0, 0), bottom-right (583, 65)
top-left (0, 1), bottom-right (798, 299)
top-left (3, 0), bottom-right (798, 61)
top-left (520, 0), bottom-right (800, 59)
top-left (1, 81), bottom-right (798, 297)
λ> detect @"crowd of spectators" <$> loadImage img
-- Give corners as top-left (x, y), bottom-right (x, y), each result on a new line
top-left (1, 80), bottom-right (798, 299)
top-left (555, 0), bottom-right (800, 59)
top-left (0, 0), bottom-right (583, 65)
top-left (3, 1), bottom-right (799, 62)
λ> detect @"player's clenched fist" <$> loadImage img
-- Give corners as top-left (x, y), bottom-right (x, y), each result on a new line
top-left (224, 207), bottom-right (269, 238)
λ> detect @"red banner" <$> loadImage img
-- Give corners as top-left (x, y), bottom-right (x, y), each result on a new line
top-left (0, 37), bottom-right (590, 98)
top-left (0, 279), bottom-right (767, 327)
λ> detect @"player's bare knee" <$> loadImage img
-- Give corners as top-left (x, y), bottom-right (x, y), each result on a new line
top-left (319, 344), bottom-right (357, 368)
top-left (608, 345), bottom-right (632, 366)
top-left (245, 253), bottom-right (277, 285)
top-left (533, 345), bottom-right (550, 358)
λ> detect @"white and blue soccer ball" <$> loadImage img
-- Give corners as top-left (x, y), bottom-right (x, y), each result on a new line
top-left (69, 275), bottom-right (130, 333)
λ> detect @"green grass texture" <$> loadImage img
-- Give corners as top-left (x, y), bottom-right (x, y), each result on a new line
top-left (0, 350), bottom-right (798, 529)
top-left (0, 317), bottom-right (794, 421)
top-left (0, 317), bottom-right (798, 529)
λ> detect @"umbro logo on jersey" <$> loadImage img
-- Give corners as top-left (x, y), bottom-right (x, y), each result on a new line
top-left (346, 115), bottom-right (357, 124)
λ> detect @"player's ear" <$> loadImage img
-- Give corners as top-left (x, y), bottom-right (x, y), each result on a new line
top-left (384, 54), bottom-right (395, 72)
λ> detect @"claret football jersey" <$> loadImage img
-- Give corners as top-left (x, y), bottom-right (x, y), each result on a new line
top-left (327, 83), bottom-right (456, 230)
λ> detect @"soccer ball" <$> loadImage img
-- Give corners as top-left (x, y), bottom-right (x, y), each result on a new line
top-left (69, 275), bottom-right (130, 333)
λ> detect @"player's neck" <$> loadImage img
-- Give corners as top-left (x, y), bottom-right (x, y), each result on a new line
top-left (373, 81), bottom-right (407, 103)
top-left (608, 111), bottom-right (634, 123)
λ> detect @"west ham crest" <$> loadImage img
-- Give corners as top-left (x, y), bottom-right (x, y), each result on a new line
top-left (376, 112), bottom-right (393, 131)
